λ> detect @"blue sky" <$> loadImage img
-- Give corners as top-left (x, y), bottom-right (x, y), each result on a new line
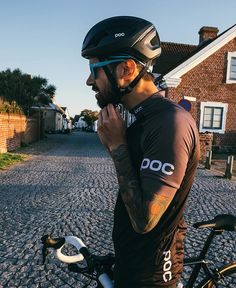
top-left (0, 0), bottom-right (235, 117)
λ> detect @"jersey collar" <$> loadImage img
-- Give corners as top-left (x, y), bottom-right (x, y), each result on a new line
top-left (130, 93), bottom-right (163, 120)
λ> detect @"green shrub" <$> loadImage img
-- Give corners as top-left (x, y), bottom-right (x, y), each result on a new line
top-left (0, 100), bottom-right (24, 114)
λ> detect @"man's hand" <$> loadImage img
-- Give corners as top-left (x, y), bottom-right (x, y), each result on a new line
top-left (97, 104), bottom-right (126, 152)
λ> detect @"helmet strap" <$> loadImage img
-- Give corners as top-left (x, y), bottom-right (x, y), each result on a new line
top-left (102, 61), bottom-right (151, 101)
top-left (119, 62), bottom-right (151, 96)
top-left (102, 65), bottom-right (121, 94)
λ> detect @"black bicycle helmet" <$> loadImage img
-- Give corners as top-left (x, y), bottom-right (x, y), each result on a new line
top-left (81, 16), bottom-right (161, 64)
top-left (82, 16), bottom-right (161, 101)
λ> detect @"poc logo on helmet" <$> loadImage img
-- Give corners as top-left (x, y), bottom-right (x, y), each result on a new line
top-left (140, 158), bottom-right (175, 175)
top-left (115, 32), bottom-right (125, 38)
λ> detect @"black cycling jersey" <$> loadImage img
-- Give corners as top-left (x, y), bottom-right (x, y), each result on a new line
top-left (112, 94), bottom-right (200, 288)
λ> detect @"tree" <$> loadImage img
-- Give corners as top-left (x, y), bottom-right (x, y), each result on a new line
top-left (80, 109), bottom-right (99, 130)
top-left (0, 68), bottom-right (56, 114)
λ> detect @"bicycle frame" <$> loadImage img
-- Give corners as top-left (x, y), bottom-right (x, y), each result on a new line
top-left (183, 229), bottom-right (223, 287)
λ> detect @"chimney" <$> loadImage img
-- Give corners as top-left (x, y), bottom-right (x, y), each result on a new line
top-left (198, 26), bottom-right (219, 44)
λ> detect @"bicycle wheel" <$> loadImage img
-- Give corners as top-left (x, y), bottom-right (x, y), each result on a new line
top-left (199, 262), bottom-right (236, 288)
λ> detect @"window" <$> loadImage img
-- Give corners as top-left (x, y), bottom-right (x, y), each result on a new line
top-left (230, 57), bottom-right (236, 80)
top-left (203, 107), bottom-right (223, 129)
top-left (226, 52), bottom-right (236, 83)
top-left (200, 102), bottom-right (228, 134)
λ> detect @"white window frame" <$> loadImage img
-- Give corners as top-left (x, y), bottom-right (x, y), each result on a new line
top-left (199, 102), bottom-right (228, 134)
top-left (226, 51), bottom-right (236, 83)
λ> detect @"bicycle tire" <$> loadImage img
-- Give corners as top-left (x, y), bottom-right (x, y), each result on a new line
top-left (199, 262), bottom-right (236, 288)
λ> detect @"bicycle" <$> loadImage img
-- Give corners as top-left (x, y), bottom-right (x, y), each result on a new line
top-left (41, 214), bottom-right (236, 287)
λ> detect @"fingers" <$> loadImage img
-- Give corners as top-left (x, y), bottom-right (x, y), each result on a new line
top-left (101, 106), bottom-right (109, 121)
top-left (107, 104), bottom-right (123, 121)
top-left (106, 104), bottom-right (117, 118)
top-left (115, 106), bottom-right (122, 120)
top-left (97, 112), bottom-right (102, 127)
top-left (100, 104), bottom-right (118, 123)
top-left (99, 104), bottom-right (123, 129)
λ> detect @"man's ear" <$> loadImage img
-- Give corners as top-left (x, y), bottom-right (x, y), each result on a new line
top-left (119, 59), bottom-right (137, 80)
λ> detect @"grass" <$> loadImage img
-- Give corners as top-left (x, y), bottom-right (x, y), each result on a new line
top-left (0, 153), bottom-right (25, 169)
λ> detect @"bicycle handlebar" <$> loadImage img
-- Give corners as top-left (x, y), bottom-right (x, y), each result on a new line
top-left (56, 236), bottom-right (85, 263)
top-left (41, 234), bottom-right (114, 288)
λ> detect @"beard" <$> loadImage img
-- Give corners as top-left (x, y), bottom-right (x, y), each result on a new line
top-left (95, 83), bottom-right (120, 109)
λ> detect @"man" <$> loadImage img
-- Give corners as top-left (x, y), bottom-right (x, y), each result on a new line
top-left (82, 16), bottom-right (200, 288)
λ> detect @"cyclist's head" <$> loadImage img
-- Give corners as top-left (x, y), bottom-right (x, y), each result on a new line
top-left (81, 16), bottom-right (161, 65)
top-left (82, 16), bottom-right (161, 106)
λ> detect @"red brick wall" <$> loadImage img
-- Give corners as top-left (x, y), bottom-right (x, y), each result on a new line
top-left (167, 37), bottom-right (236, 150)
top-left (199, 133), bottom-right (213, 161)
top-left (0, 113), bottom-right (39, 153)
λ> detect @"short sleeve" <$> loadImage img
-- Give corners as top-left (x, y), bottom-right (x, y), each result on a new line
top-left (140, 110), bottom-right (196, 192)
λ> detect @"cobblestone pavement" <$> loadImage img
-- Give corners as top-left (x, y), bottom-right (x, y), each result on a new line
top-left (0, 131), bottom-right (235, 288)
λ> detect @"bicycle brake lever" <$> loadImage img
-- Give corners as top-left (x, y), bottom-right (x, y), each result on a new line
top-left (41, 234), bottom-right (65, 264)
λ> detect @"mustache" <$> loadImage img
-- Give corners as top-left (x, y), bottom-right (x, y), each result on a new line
top-left (92, 86), bottom-right (99, 92)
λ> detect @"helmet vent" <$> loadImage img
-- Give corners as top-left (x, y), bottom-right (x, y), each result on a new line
top-left (150, 37), bottom-right (159, 46)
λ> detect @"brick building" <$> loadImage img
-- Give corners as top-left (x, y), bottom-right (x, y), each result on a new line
top-left (154, 24), bottom-right (236, 152)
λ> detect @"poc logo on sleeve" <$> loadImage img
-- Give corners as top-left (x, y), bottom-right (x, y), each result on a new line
top-left (140, 158), bottom-right (175, 175)
top-left (115, 32), bottom-right (125, 38)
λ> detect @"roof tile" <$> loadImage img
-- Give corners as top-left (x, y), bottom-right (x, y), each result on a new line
top-left (153, 42), bottom-right (197, 75)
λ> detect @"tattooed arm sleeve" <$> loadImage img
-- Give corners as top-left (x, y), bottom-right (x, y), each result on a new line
top-left (110, 144), bottom-right (176, 234)
top-left (110, 111), bottom-right (195, 234)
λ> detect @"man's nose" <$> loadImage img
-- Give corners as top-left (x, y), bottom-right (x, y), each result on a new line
top-left (86, 73), bottom-right (94, 86)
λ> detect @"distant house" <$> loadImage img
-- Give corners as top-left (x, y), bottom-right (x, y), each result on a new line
top-left (154, 24), bottom-right (236, 152)
top-left (44, 103), bottom-right (64, 133)
top-left (34, 102), bottom-right (72, 134)
top-left (61, 106), bottom-right (72, 133)
top-left (74, 116), bottom-right (87, 130)
top-left (30, 103), bottom-right (63, 136)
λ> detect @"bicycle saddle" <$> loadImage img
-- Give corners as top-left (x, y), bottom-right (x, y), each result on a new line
top-left (193, 214), bottom-right (236, 231)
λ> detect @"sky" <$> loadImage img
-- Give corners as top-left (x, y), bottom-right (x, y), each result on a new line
top-left (0, 0), bottom-right (235, 117)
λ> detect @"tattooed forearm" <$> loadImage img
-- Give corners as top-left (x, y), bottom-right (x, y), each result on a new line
top-left (111, 144), bottom-right (144, 232)
top-left (146, 194), bottom-right (171, 232)
top-left (110, 144), bottom-right (172, 234)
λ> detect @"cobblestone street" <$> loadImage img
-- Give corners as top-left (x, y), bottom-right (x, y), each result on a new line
top-left (0, 131), bottom-right (235, 287)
